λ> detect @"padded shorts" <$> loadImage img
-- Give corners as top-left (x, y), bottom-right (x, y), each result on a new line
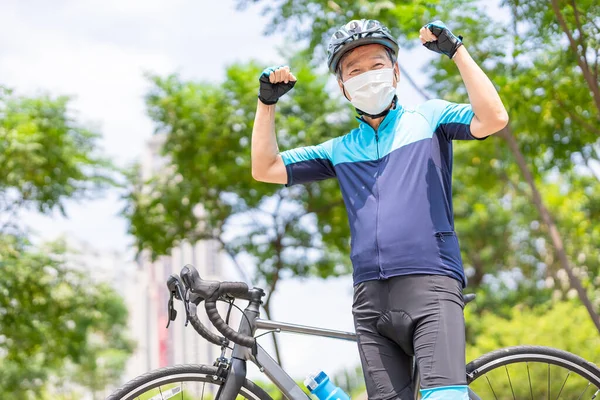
top-left (352, 274), bottom-right (467, 399)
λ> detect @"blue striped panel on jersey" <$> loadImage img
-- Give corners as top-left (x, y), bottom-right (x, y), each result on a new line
top-left (419, 99), bottom-right (474, 129)
top-left (330, 106), bottom-right (433, 165)
top-left (281, 100), bottom-right (475, 174)
top-left (418, 99), bottom-right (475, 140)
top-left (280, 139), bottom-right (334, 165)
top-left (329, 101), bottom-right (474, 166)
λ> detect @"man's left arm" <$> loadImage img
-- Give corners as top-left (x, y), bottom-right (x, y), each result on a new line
top-left (452, 46), bottom-right (509, 138)
top-left (420, 21), bottom-right (509, 138)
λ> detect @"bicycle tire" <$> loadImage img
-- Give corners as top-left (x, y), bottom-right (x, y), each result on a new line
top-left (106, 364), bottom-right (274, 400)
top-left (466, 345), bottom-right (600, 399)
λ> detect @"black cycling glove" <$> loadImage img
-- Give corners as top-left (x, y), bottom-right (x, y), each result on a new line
top-left (258, 66), bottom-right (296, 105)
top-left (423, 20), bottom-right (463, 59)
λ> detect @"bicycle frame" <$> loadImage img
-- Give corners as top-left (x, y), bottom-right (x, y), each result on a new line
top-left (252, 319), bottom-right (359, 399)
top-left (216, 289), bottom-right (424, 400)
top-left (217, 289), bottom-right (481, 400)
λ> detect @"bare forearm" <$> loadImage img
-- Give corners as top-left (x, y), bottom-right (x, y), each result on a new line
top-left (251, 100), bottom-right (282, 181)
top-left (453, 46), bottom-right (509, 137)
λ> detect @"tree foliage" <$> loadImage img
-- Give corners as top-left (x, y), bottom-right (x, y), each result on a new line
top-left (0, 89), bottom-right (132, 398)
top-left (0, 236), bottom-right (133, 399)
top-left (0, 88), bottom-right (113, 231)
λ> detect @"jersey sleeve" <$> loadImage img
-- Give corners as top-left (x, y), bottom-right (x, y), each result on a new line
top-left (281, 140), bottom-right (336, 186)
top-left (279, 139), bottom-right (336, 186)
top-left (419, 99), bottom-right (483, 141)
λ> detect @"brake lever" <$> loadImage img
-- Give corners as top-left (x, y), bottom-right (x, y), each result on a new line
top-left (166, 278), bottom-right (192, 328)
top-left (166, 291), bottom-right (177, 328)
top-left (178, 285), bottom-right (192, 327)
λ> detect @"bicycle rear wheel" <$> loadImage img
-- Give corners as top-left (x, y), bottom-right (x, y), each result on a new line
top-left (107, 364), bottom-right (273, 400)
top-left (466, 346), bottom-right (600, 399)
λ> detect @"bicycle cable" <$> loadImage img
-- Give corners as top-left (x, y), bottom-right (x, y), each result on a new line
top-left (217, 298), bottom-right (254, 338)
top-left (254, 329), bottom-right (281, 339)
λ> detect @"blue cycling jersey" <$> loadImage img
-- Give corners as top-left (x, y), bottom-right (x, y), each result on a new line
top-left (280, 99), bottom-right (483, 287)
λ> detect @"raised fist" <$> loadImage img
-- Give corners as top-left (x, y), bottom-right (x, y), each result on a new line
top-left (258, 65), bottom-right (297, 105)
top-left (420, 20), bottom-right (463, 59)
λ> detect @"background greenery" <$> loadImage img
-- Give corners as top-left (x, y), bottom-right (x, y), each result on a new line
top-left (0, 89), bottom-right (134, 399)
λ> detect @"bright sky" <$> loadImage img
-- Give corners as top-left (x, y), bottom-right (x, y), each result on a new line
top-left (0, 0), bottom-right (432, 384)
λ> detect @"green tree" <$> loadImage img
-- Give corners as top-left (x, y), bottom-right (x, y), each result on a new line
top-left (0, 236), bottom-right (134, 399)
top-left (124, 59), bottom-right (355, 365)
top-left (0, 87), bottom-right (113, 232)
top-left (0, 88), bottom-right (133, 398)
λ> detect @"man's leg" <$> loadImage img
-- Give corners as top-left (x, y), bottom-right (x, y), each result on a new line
top-left (411, 275), bottom-right (468, 400)
top-left (353, 280), bottom-right (414, 400)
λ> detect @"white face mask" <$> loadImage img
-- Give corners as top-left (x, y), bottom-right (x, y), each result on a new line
top-left (343, 68), bottom-right (397, 116)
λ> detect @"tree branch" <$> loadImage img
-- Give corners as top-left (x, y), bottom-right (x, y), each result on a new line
top-left (264, 232), bottom-right (284, 312)
top-left (501, 124), bottom-right (600, 334)
top-left (263, 230), bottom-right (285, 367)
top-left (278, 197), bottom-right (346, 227)
top-left (216, 236), bottom-right (254, 285)
top-left (552, 0), bottom-right (583, 62)
top-left (551, 0), bottom-right (600, 114)
top-left (0, 195), bottom-right (26, 235)
top-left (570, 0), bottom-right (587, 55)
top-left (581, 151), bottom-right (600, 183)
top-left (556, 98), bottom-right (600, 137)
top-left (594, 48), bottom-right (599, 82)
top-left (467, 251), bottom-right (485, 289)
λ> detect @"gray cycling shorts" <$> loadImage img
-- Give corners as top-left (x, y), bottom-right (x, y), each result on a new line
top-left (352, 274), bottom-right (467, 400)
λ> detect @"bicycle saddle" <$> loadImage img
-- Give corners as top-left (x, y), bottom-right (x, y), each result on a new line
top-left (463, 293), bottom-right (476, 304)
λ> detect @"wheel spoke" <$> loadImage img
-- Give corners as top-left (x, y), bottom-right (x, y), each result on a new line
top-left (575, 382), bottom-right (591, 400)
top-left (201, 381), bottom-right (206, 399)
top-left (527, 362), bottom-right (534, 400)
top-left (555, 371), bottom-right (570, 399)
top-left (485, 374), bottom-right (499, 400)
top-left (180, 382), bottom-right (183, 399)
top-left (466, 348), bottom-right (600, 400)
top-left (505, 365), bottom-right (516, 400)
top-left (159, 386), bottom-right (164, 400)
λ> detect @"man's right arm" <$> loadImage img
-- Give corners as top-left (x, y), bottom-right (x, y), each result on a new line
top-left (251, 100), bottom-right (287, 184)
top-left (251, 66), bottom-right (296, 184)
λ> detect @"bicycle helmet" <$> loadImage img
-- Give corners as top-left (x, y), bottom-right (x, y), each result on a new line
top-left (327, 19), bottom-right (399, 74)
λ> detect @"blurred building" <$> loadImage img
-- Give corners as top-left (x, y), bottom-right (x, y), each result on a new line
top-left (123, 133), bottom-right (227, 381)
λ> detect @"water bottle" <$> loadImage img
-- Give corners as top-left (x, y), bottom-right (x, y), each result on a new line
top-left (304, 371), bottom-right (351, 400)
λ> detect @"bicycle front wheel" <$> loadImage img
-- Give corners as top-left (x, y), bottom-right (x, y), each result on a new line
top-left (107, 364), bottom-right (273, 400)
top-left (467, 345), bottom-right (600, 399)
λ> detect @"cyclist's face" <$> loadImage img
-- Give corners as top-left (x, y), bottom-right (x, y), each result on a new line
top-left (337, 44), bottom-right (399, 98)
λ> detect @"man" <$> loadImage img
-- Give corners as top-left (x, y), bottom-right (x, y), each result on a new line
top-left (251, 19), bottom-right (508, 400)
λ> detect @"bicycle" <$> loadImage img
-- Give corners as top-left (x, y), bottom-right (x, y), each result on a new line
top-left (108, 264), bottom-right (600, 399)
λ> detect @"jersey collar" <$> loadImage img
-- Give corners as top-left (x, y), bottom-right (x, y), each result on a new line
top-left (356, 101), bottom-right (403, 133)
